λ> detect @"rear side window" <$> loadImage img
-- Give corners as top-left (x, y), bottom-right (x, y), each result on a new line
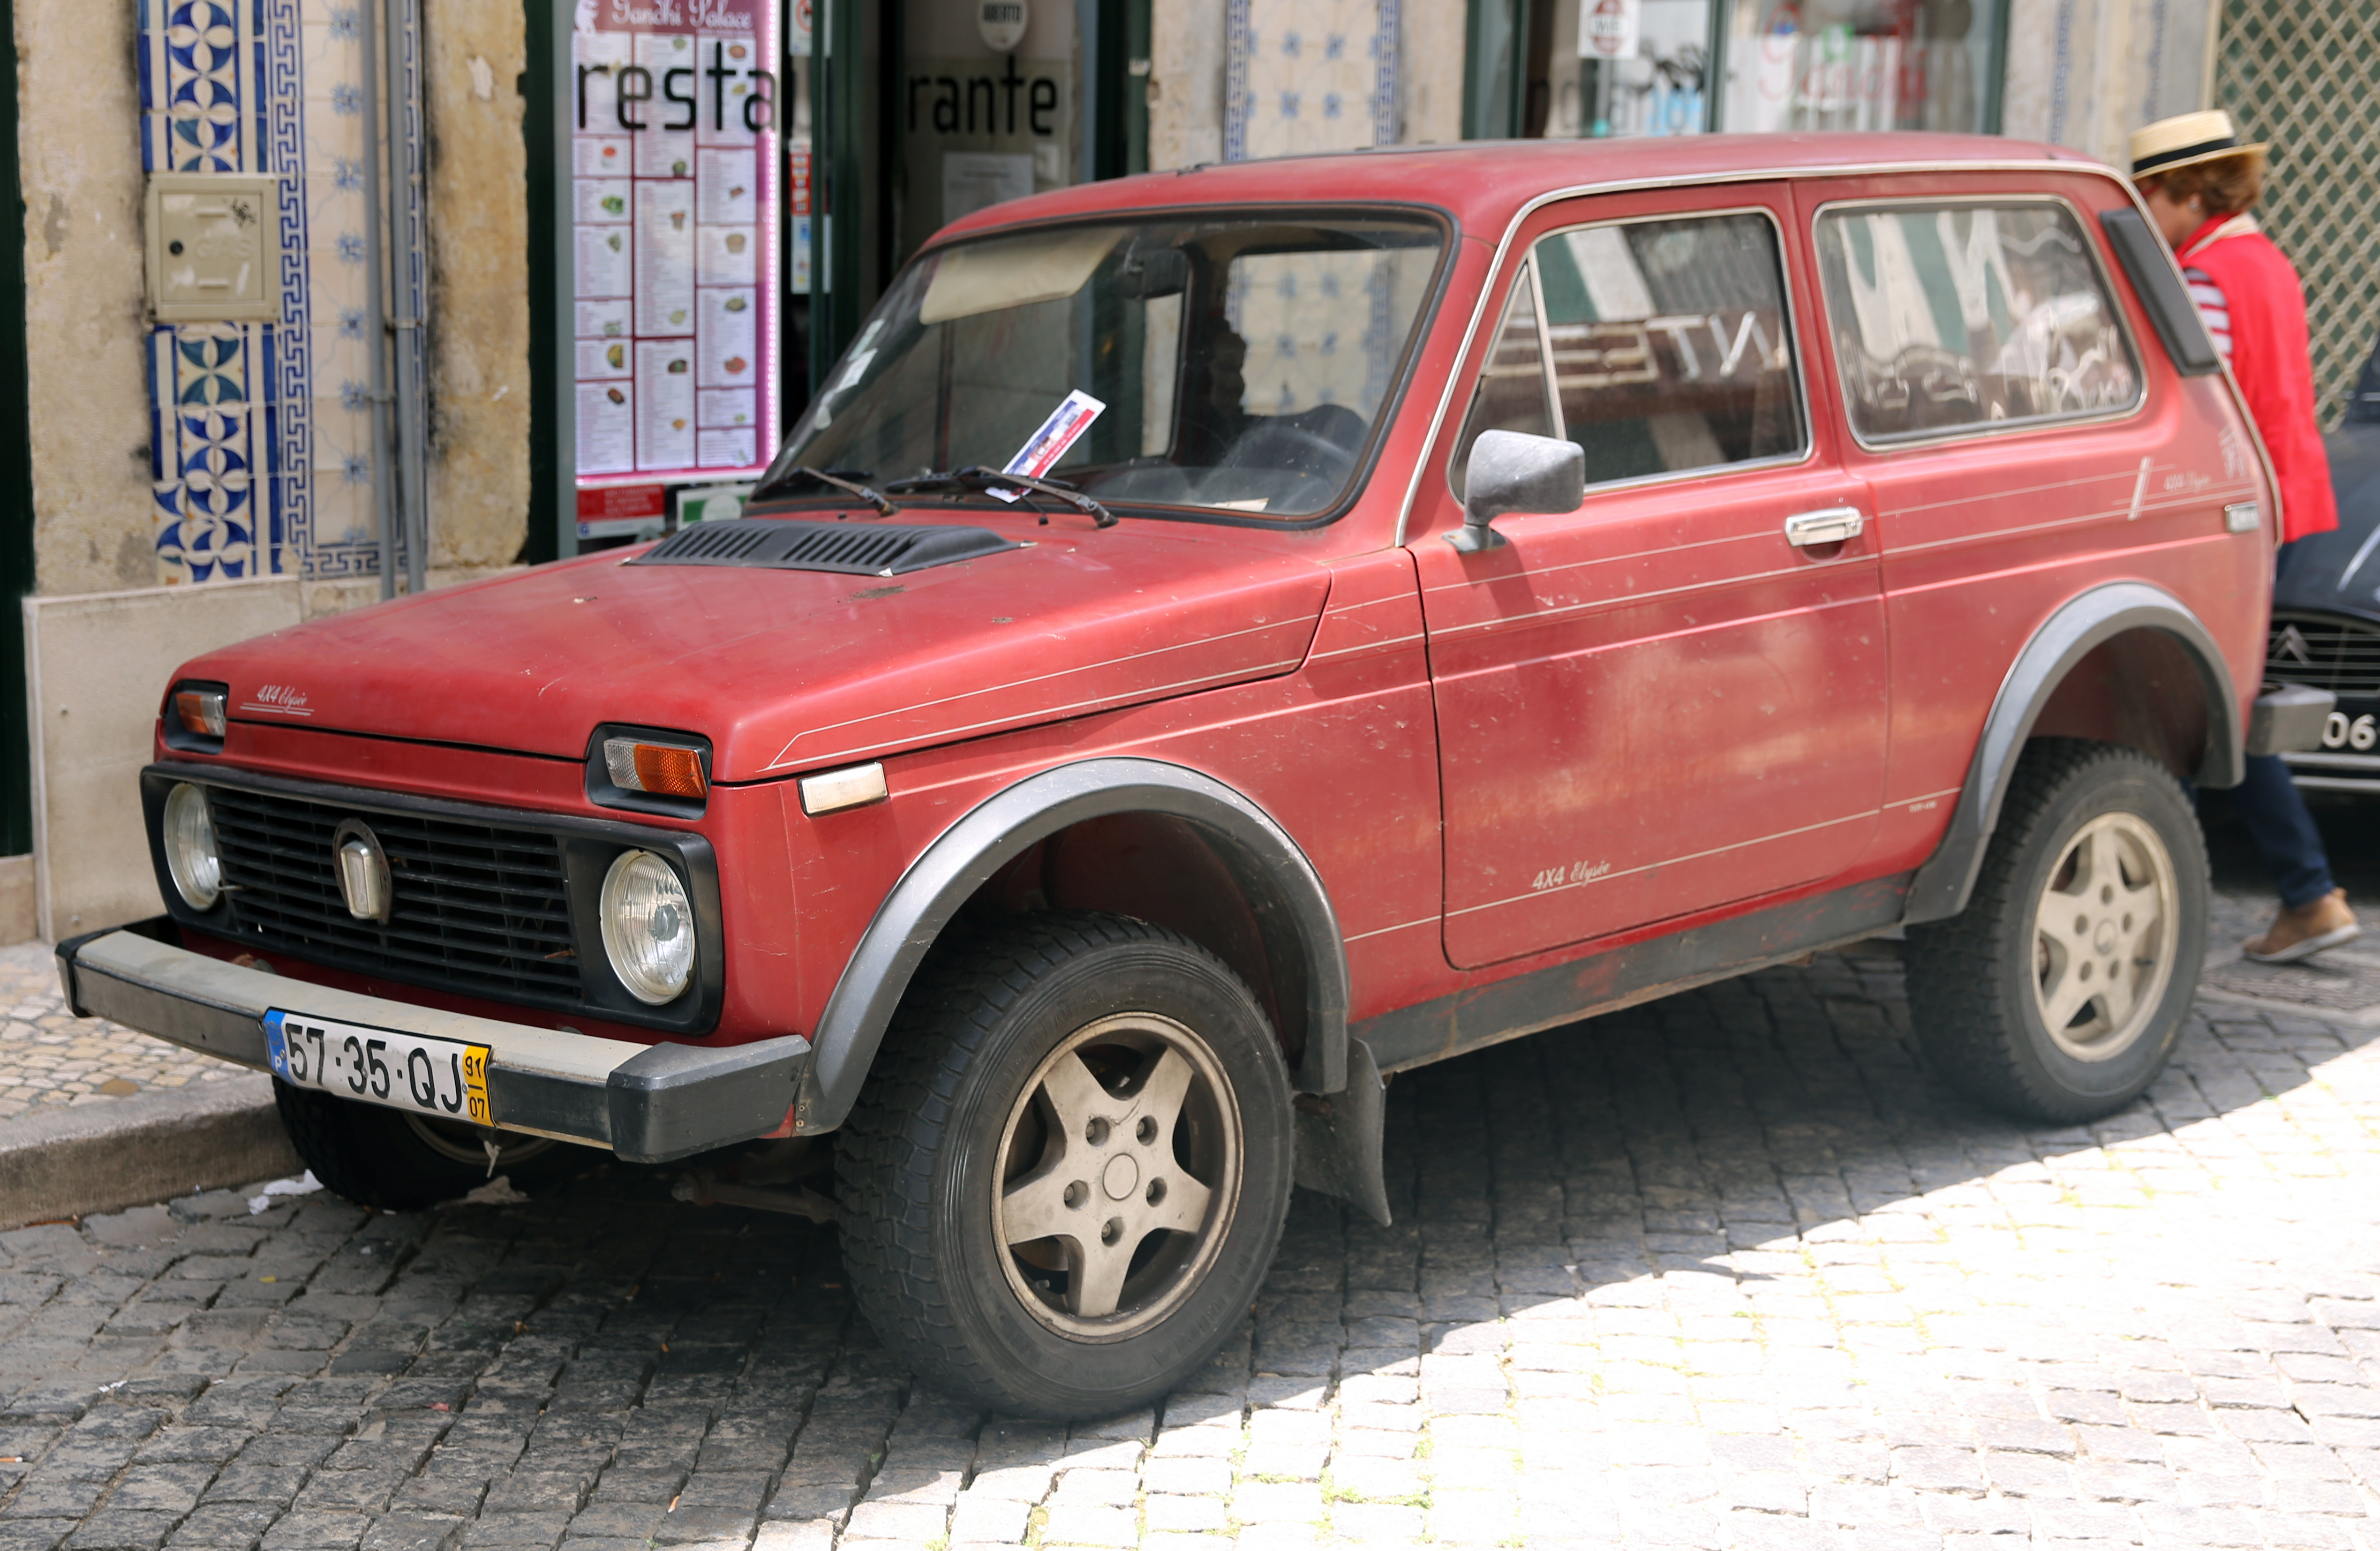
top-left (1814, 202), bottom-right (2142, 444)
top-left (1452, 211), bottom-right (1808, 494)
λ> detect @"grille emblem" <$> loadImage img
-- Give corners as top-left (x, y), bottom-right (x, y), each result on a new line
top-left (332, 818), bottom-right (392, 925)
top-left (2275, 624), bottom-right (2314, 665)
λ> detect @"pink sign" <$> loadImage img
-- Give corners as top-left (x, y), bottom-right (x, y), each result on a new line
top-left (570, 1), bottom-right (780, 504)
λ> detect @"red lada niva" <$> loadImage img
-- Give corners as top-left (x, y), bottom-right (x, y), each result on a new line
top-left (61, 134), bottom-right (2326, 1418)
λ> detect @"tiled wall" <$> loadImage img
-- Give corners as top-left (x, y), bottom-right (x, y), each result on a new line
top-left (136, 0), bottom-right (426, 584)
top-left (1223, 1), bottom-right (1403, 429)
top-left (1224, 0), bottom-right (1400, 162)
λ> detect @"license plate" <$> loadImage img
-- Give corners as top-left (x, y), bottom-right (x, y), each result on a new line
top-left (264, 1010), bottom-right (491, 1125)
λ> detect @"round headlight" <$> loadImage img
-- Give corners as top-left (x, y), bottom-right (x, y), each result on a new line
top-left (600, 850), bottom-right (695, 1004)
top-left (162, 782), bottom-right (222, 910)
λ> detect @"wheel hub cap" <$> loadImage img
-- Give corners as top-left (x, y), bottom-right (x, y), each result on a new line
top-left (992, 1013), bottom-right (1242, 1341)
top-left (2030, 810), bottom-right (2180, 1062)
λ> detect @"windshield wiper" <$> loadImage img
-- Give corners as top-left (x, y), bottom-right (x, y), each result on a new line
top-left (882, 466), bottom-right (1117, 529)
top-left (761, 465), bottom-right (897, 517)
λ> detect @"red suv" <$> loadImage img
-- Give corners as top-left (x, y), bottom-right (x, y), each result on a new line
top-left (61, 134), bottom-right (2321, 1420)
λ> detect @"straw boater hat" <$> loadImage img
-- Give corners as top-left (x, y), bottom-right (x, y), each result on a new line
top-left (2129, 109), bottom-right (2267, 180)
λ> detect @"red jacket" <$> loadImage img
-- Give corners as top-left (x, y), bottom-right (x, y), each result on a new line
top-left (2180, 215), bottom-right (2338, 543)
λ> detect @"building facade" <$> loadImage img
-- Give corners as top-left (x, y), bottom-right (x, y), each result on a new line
top-left (4, 0), bottom-right (2372, 946)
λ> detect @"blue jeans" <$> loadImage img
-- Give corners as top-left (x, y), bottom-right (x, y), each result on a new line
top-left (2232, 540), bottom-right (2336, 911)
top-left (2232, 753), bottom-right (2336, 910)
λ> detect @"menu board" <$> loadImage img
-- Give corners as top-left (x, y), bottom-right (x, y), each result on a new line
top-left (571, 1), bottom-right (779, 489)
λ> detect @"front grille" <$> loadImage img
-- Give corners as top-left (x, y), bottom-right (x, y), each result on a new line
top-left (2267, 612), bottom-right (2380, 699)
top-left (208, 786), bottom-right (581, 1002)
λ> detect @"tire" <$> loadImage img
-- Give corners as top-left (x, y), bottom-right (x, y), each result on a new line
top-left (835, 912), bottom-right (1295, 1419)
top-left (273, 1083), bottom-right (574, 1210)
top-left (1905, 738), bottom-right (2208, 1123)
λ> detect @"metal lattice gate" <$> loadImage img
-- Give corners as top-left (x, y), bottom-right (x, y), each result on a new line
top-left (2214, 0), bottom-right (2380, 430)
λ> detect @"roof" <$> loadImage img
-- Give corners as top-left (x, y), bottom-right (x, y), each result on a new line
top-left (935, 133), bottom-right (2117, 249)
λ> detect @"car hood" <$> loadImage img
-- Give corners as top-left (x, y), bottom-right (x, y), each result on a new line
top-left (180, 521), bottom-right (1334, 782)
top-left (2277, 421), bottom-right (2380, 625)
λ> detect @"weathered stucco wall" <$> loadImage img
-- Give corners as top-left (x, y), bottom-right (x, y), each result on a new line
top-left (1400, 3), bottom-right (1464, 144)
top-left (1148, 0), bottom-right (1226, 170)
top-left (15, 0), bottom-right (156, 597)
top-left (2002, 0), bottom-right (2220, 163)
top-left (423, 0), bottom-right (531, 572)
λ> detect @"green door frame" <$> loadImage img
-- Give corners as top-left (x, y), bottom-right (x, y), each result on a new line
top-left (0, 0), bottom-right (36, 857)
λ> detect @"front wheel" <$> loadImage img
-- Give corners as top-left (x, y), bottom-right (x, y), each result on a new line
top-left (1905, 739), bottom-right (2208, 1123)
top-left (835, 913), bottom-right (1294, 1419)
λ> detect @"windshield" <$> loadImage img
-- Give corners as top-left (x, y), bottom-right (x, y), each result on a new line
top-left (757, 212), bottom-right (1446, 520)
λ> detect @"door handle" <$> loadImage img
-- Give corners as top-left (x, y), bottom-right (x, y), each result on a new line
top-left (1784, 506), bottom-right (1866, 547)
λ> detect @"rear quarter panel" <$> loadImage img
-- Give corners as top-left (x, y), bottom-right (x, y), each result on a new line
top-left (1793, 168), bottom-right (2274, 873)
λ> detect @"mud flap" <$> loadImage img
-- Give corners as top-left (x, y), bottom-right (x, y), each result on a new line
top-left (1291, 1036), bottom-right (1390, 1226)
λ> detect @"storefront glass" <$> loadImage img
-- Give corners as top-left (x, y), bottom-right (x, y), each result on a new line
top-left (1717, 0), bottom-right (1996, 133)
top-left (1483, 0), bottom-right (2001, 141)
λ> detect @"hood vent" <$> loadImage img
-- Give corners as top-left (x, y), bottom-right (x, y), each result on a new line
top-left (632, 519), bottom-right (1020, 576)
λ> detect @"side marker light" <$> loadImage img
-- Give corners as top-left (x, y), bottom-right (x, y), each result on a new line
top-left (799, 762), bottom-right (889, 816)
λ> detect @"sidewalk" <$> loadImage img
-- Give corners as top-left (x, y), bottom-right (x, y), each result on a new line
top-left (0, 939), bottom-right (246, 1114)
top-left (0, 938), bottom-right (296, 1225)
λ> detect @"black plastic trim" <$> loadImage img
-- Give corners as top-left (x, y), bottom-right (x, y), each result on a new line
top-left (1902, 583), bottom-right (2243, 925)
top-left (2100, 208), bottom-right (2224, 377)
top-left (139, 762), bottom-right (727, 1036)
top-left (608, 1036), bottom-right (810, 1163)
top-left (796, 757), bottom-right (1350, 1133)
top-left (1354, 875), bottom-right (1909, 1074)
top-left (583, 723), bottom-right (713, 820)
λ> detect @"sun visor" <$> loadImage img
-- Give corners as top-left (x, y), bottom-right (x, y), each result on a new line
top-left (920, 226), bottom-right (1122, 325)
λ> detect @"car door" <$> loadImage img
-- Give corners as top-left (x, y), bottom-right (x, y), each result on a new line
top-left (1411, 184), bottom-right (1890, 970)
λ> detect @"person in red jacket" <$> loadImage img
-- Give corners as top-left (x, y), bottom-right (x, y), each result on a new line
top-left (2132, 110), bottom-right (2357, 962)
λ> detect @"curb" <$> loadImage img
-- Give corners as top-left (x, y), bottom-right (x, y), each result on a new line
top-left (0, 1074), bottom-right (301, 1228)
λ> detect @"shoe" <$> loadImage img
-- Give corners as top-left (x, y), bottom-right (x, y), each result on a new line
top-left (2243, 888), bottom-right (2361, 964)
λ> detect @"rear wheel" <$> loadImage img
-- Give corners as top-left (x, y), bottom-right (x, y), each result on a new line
top-left (1905, 739), bottom-right (2207, 1123)
top-left (835, 912), bottom-right (1294, 1419)
top-left (273, 1083), bottom-right (570, 1210)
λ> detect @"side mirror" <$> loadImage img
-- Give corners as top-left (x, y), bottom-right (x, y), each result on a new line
top-left (1449, 430), bottom-right (1584, 552)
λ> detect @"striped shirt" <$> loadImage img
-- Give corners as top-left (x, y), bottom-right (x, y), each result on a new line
top-left (2184, 268), bottom-right (2231, 360)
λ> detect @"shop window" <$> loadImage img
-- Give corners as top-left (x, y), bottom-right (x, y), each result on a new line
top-left (1814, 202), bottom-right (2141, 444)
top-left (1469, 0), bottom-right (2001, 141)
top-left (1717, 0), bottom-right (1998, 134)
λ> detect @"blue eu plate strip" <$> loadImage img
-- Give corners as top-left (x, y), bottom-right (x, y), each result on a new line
top-left (262, 1009), bottom-right (289, 1080)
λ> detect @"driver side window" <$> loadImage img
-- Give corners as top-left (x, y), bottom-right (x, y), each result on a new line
top-left (1452, 211), bottom-right (1809, 495)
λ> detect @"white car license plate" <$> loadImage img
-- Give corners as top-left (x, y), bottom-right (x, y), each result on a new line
top-left (264, 1010), bottom-right (492, 1125)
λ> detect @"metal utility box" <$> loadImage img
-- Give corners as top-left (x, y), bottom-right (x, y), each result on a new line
top-left (145, 173), bottom-right (281, 324)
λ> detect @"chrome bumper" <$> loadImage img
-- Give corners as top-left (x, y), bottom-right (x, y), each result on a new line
top-left (55, 921), bottom-right (808, 1165)
top-left (2281, 749), bottom-right (2380, 793)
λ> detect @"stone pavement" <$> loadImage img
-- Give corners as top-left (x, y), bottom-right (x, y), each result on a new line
top-left (0, 803), bottom-right (2371, 1549)
top-left (0, 941), bottom-right (242, 1119)
top-left (0, 946), bottom-right (2367, 1551)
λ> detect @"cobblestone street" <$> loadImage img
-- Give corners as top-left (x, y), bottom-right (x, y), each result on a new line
top-left (0, 807), bottom-right (2374, 1550)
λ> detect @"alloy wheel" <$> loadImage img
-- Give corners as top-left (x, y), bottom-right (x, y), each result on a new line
top-left (992, 1012), bottom-right (1243, 1340)
top-left (2030, 811), bottom-right (2181, 1061)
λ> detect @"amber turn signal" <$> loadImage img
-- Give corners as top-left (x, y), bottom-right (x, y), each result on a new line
top-left (604, 737), bottom-right (708, 799)
top-left (174, 688), bottom-right (227, 739)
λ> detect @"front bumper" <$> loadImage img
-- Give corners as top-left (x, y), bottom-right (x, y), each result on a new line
top-left (56, 921), bottom-right (808, 1164)
top-left (2282, 749), bottom-right (2380, 793)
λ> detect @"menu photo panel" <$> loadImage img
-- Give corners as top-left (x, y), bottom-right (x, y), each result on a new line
top-left (570, 0), bottom-right (781, 492)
